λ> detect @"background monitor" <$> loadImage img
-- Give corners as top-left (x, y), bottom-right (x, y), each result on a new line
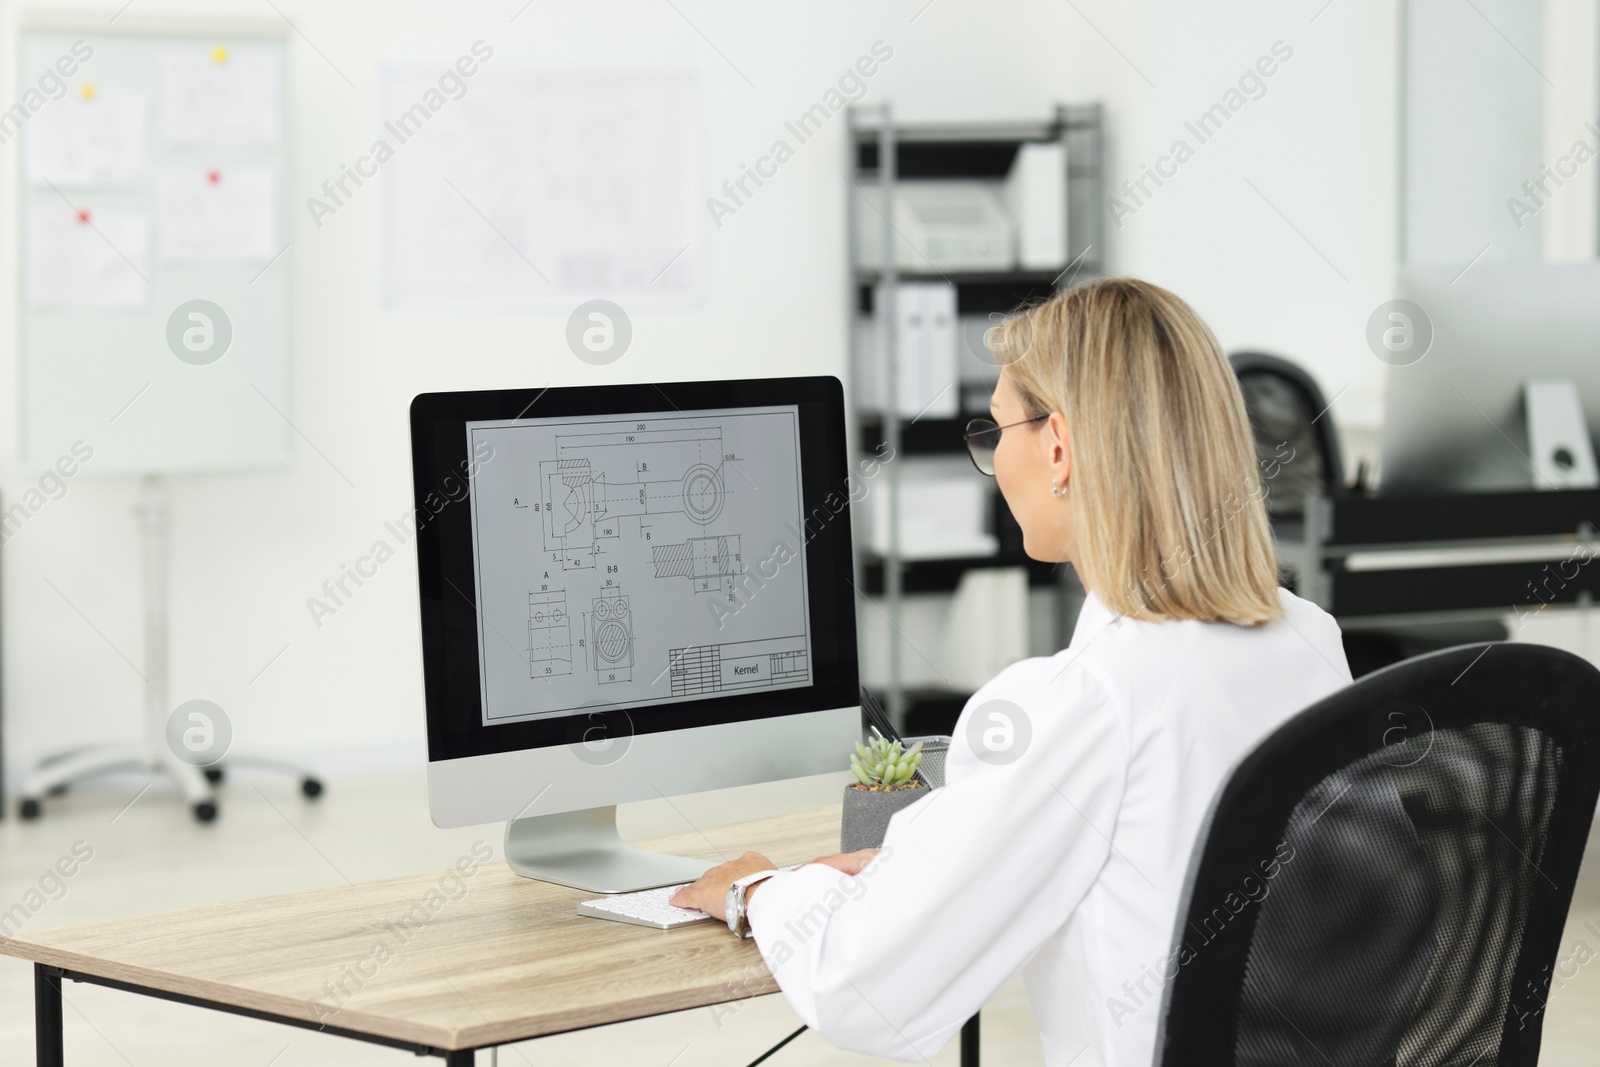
top-left (410, 376), bottom-right (860, 891)
top-left (1380, 262), bottom-right (1600, 494)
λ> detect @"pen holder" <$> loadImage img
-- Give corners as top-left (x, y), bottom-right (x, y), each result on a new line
top-left (900, 735), bottom-right (950, 788)
top-left (841, 781), bottom-right (928, 852)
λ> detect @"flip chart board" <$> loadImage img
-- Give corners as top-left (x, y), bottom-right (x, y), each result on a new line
top-left (17, 20), bottom-right (290, 474)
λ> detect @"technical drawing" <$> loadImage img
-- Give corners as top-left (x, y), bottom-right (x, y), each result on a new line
top-left (468, 407), bottom-right (815, 727)
top-left (541, 459), bottom-right (600, 570)
top-left (538, 423), bottom-right (730, 571)
top-left (679, 463), bottom-right (725, 524)
top-left (651, 535), bottom-right (743, 594)
top-left (527, 591), bottom-right (573, 678)
top-left (667, 635), bottom-right (808, 697)
top-left (589, 591), bottom-right (634, 683)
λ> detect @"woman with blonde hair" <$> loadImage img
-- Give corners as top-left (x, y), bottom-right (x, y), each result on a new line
top-left (673, 278), bottom-right (1351, 1067)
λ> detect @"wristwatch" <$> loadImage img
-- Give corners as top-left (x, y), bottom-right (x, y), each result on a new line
top-left (725, 869), bottom-right (779, 938)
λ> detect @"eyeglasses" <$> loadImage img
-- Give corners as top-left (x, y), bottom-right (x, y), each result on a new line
top-left (963, 414), bottom-right (1049, 476)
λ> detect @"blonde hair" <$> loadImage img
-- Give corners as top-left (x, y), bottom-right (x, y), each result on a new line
top-left (990, 277), bottom-right (1282, 625)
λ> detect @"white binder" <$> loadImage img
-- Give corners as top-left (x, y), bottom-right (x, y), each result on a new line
top-left (860, 282), bottom-right (959, 418)
top-left (1003, 141), bottom-right (1068, 269)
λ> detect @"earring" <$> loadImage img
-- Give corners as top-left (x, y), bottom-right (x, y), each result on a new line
top-left (1050, 479), bottom-right (1068, 498)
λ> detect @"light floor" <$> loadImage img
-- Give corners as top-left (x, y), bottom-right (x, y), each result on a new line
top-left (0, 768), bottom-right (1595, 1066)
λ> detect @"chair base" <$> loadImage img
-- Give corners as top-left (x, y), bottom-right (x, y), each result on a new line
top-left (16, 743), bottom-right (323, 823)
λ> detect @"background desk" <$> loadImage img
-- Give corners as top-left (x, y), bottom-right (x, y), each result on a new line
top-left (5, 805), bottom-right (959, 1065)
top-left (1278, 487), bottom-right (1600, 629)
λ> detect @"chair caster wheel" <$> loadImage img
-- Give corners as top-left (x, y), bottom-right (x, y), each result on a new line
top-left (203, 766), bottom-right (225, 785)
top-left (19, 798), bottom-right (42, 820)
top-left (193, 801), bottom-right (218, 823)
top-left (301, 777), bottom-right (324, 799)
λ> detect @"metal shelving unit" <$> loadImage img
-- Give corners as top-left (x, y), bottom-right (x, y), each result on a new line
top-left (846, 103), bottom-right (1105, 731)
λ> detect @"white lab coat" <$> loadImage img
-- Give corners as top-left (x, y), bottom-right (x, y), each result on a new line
top-left (747, 588), bottom-right (1351, 1066)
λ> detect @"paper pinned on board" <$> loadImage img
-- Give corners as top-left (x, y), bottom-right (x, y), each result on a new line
top-left (26, 207), bottom-right (151, 310)
top-left (158, 43), bottom-right (281, 146)
top-left (157, 166), bottom-right (278, 262)
top-left (25, 88), bottom-right (149, 187)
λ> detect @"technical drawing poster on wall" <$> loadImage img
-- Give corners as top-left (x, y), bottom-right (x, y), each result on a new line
top-left (467, 405), bottom-right (811, 726)
top-left (380, 67), bottom-right (699, 306)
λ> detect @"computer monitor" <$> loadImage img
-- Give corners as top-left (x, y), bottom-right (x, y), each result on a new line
top-left (409, 377), bottom-right (861, 892)
top-left (1380, 262), bottom-right (1600, 494)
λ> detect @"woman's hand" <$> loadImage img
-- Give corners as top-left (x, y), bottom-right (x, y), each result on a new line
top-left (669, 851), bottom-right (777, 920)
top-left (668, 848), bottom-right (883, 921)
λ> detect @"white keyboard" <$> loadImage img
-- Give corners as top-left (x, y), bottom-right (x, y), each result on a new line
top-left (577, 883), bottom-right (714, 930)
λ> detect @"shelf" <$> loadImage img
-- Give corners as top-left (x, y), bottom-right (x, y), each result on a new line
top-left (901, 688), bottom-right (972, 737)
top-left (847, 103), bottom-right (1104, 711)
top-left (859, 415), bottom-right (972, 456)
top-left (850, 108), bottom-right (1104, 151)
top-left (855, 138), bottom-right (1028, 179)
top-left (855, 268), bottom-right (1070, 285)
top-left (1330, 558), bottom-right (1600, 620)
top-left (861, 552), bottom-right (1060, 595)
top-left (1326, 488), bottom-right (1600, 547)
top-left (856, 271), bottom-right (1083, 316)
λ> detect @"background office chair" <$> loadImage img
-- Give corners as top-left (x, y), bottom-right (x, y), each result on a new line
top-left (1229, 350), bottom-right (1505, 676)
top-left (1154, 642), bottom-right (1600, 1066)
top-left (1229, 351), bottom-right (1347, 515)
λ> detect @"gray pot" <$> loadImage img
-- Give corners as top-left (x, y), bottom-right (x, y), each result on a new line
top-left (840, 782), bottom-right (928, 852)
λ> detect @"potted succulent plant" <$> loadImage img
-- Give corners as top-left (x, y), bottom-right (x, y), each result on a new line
top-left (840, 735), bottom-right (928, 852)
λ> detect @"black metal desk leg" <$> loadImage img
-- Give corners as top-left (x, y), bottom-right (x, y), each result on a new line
top-left (443, 1050), bottom-right (475, 1066)
top-left (35, 964), bottom-right (64, 1067)
top-left (960, 1013), bottom-right (979, 1067)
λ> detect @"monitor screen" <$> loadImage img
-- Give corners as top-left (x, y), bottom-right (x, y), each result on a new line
top-left (464, 404), bottom-right (813, 726)
top-left (410, 377), bottom-right (859, 764)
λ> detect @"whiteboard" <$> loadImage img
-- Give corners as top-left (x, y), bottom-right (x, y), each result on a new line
top-left (18, 21), bottom-right (290, 475)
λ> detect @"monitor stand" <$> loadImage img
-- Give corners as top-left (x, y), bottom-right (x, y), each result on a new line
top-left (504, 805), bottom-right (715, 893)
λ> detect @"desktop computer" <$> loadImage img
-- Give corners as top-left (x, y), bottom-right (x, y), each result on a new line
top-left (409, 376), bottom-right (861, 893)
top-left (1380, 262), bottom-right (1600, 494)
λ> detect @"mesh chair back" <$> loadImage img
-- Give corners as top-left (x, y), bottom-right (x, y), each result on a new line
top-left (1230, 351), bottom-right (1346, 514)
top-left (1154, 642), bottom-right (1600, 1067)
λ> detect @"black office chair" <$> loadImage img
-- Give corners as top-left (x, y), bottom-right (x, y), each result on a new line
top-left (1229, 351), bottom-right (1346, 516)
top-left (1155, 642), bottom-right (1600, 1067)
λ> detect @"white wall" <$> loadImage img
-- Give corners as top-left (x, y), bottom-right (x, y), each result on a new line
top-left (0, 0), bottom-right (1141, 776)
top-left (1543, 0), bottom-right (1600, 260)
top-left (1127, 0), bottom-right (1401, 429)
top-left (1404, 0), bottom-right (1600, 265)
top-left (1405, 0), bottom-right (1547, 264)
top-left (0, 0), bottom-right (1509, 777)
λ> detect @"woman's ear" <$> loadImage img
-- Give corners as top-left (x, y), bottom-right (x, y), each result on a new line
top-left (1045, 411), bottom-right (1072, 484)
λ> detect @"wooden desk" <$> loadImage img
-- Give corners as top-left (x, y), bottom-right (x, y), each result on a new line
top-left (2, 806), bottom-right (844, 1065)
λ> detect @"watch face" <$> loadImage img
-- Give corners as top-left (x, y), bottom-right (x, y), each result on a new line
top-left (725, 884), bottom-right (741, 933)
